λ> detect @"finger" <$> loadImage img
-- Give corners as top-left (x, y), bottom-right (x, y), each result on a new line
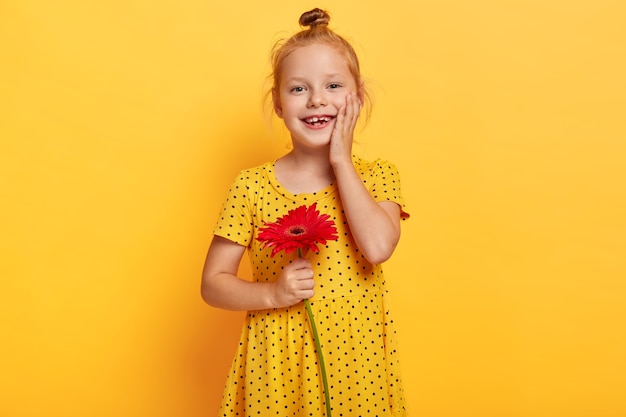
top-left (343, 92), bottom-right (353, 118)
top-left (341, 93), bottom-right (358, 133)
top-left (353, 92), bottom-right (361, 118)
top-left (291, 257), bottom-right (312, 270)
top-left (285, 264), bottom-right (314, 280)
top-left (297, 277), bottom-right (315, 293)
top-left (334, 102), bottom-right (346, 132)
top-left (348, 92), bottom-right (360, 126)
top-left (299, 289), bottom-right (315, 300)
top-left (289, 276), bottom-right (314, 292)
top-left (295, 268), bottom-right (315, 285)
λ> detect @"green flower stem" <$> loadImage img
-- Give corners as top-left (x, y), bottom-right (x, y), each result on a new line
top-left (304, 299), bottom-right (332, 416)
top-left (298, 248), bottom-right (332, 417)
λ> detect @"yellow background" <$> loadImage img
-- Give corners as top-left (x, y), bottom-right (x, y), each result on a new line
top-left (1, 1), bottom-right (625, 416)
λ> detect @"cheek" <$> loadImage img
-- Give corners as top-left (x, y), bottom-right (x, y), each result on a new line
top-left (283, 105), bottom-right (301, 119)
top-left (331, 94), bottom-right (349, 109)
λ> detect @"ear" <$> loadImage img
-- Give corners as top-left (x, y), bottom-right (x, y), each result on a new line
top-left (272, 88), bottom-right (283, 118)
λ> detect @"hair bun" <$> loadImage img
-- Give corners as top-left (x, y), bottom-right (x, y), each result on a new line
top-left (299, 8), bottom-right (330, 29)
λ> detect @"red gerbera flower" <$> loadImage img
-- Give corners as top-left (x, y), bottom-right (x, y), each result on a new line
top-left (257, 203), bottom-right (339, 257)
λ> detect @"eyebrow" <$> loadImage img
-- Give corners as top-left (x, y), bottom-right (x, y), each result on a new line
top-left (284, 74), bottom-right (348, 83)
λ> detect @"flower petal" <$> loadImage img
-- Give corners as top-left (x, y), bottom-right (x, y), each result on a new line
top-left (257, 203), bottom-right (339, 257)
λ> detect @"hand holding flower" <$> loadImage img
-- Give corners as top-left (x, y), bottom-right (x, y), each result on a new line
top-left (269, 257), bottom-right (315, 308)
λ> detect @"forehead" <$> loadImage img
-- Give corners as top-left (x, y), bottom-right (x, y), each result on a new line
top-left (281, 43), bottom-right (353, 81)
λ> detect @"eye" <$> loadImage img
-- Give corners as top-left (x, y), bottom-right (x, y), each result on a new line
top-left (328, 83), bottom-right (342, 89)
top-left (290, 86), bottom-right (306, 93)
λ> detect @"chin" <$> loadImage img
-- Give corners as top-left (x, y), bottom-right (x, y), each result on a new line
top-left (309, 134), bottom-right (333, 148)
top-left (291, 132), bottom-right (332, 148)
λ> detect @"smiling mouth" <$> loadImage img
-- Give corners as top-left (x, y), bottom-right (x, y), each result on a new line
top-left (303, 116), bottom-right (334, 126)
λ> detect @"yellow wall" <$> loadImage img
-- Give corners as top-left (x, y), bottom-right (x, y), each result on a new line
top-left (1, 1), bottom-right (625, 416)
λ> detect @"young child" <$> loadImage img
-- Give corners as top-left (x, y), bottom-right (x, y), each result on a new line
top-left (202, 8), bottom-right (410, 416)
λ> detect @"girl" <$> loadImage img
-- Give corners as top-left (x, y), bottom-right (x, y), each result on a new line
top-left (202, 8), bottom-right (409, 416)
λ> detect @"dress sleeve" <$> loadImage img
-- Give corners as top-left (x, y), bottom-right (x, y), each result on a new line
top-left (212, 170), bottom-right (254, 246)
top-left (369, 159), bottom-right (410, 220)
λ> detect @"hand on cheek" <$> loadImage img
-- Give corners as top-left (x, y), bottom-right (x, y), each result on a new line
top-left (330, 92), bottom-right (362, 166)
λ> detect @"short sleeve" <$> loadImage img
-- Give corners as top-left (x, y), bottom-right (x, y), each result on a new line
top-left (212, 170), bottom-right (254, 246)
top-left (368, 159), bottom-right (410, 220)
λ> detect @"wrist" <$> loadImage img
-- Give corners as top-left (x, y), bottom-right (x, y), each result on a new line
top-left (263, 281), bottom-right (279, 309)
top-left (330, 154), bottom-right (353, 170)
top-left (331, 157), bottom-right (356, 177)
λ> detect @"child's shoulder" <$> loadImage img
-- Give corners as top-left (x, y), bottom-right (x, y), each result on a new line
top-left (223, 162), bottom-right (276, 202)
top-left (231, 161), bottom-right (274, 181)
top-left (352, 155), bottom-right (402, 177)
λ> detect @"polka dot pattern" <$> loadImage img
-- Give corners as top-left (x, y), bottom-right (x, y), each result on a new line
top-left (213, 156), bottom-right (409, 416)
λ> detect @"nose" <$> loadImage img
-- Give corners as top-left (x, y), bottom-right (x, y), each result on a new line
top-left (307, 89), bottom-right (327, 108)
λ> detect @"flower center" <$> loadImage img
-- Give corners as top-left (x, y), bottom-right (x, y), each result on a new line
top-left (286, 225), bottom-right (307, 236)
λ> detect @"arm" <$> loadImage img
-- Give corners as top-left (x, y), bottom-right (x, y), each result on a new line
top-left (334, 164), bottom-right (402, 264)
top-left (330, 92), bottom-right (402, 264)
top-left (201, 235), bottom-right (316, 310)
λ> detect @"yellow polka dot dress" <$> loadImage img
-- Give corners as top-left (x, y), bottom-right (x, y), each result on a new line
top-left (213, 156), bottom-right (410, 416)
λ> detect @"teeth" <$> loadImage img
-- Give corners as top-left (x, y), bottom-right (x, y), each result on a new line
top-left (307, 116), bottom-right (330, 123)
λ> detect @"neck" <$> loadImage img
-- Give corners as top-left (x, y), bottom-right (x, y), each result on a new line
top-left (288, 147), bottom-right (333, 174)
top-left (275, 149), bottom-right (336, 194)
